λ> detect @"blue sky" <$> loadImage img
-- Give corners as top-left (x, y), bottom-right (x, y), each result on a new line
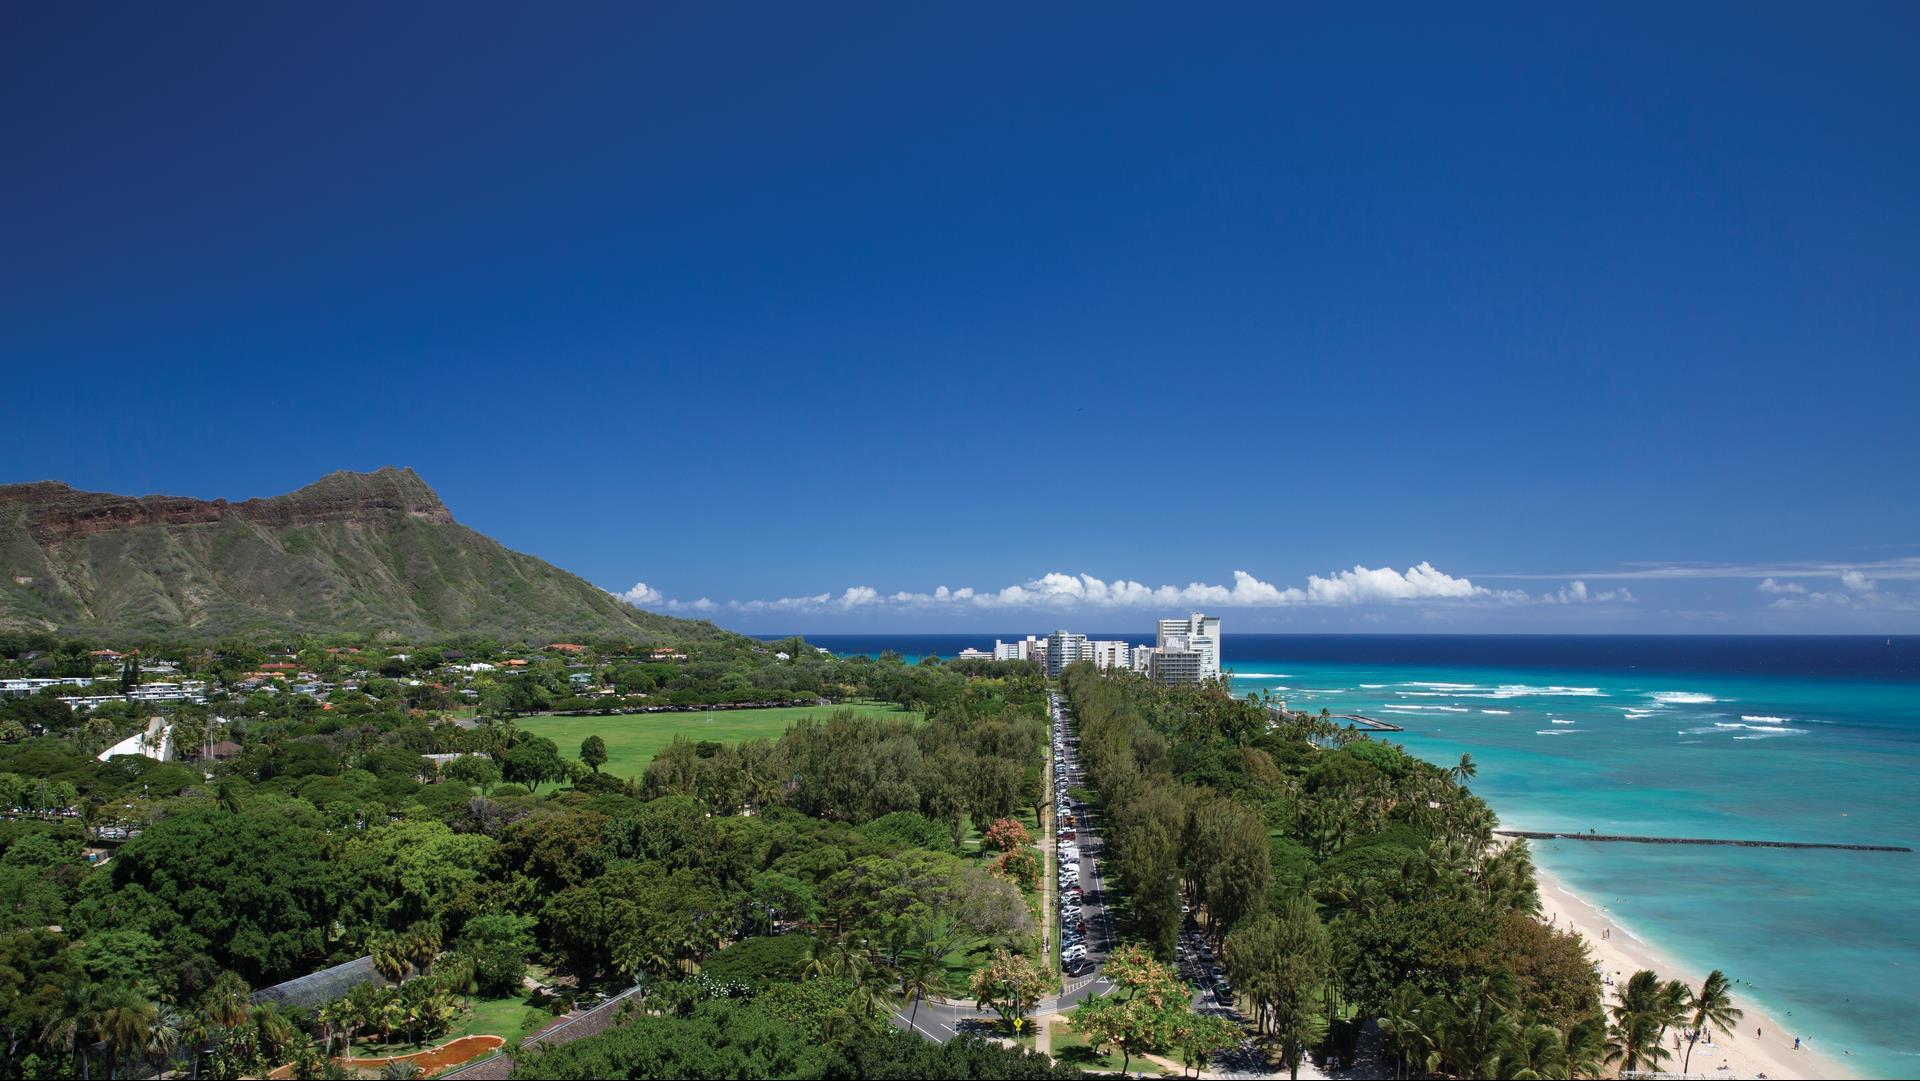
top-left (3, 3), bottom-right (1917, 633)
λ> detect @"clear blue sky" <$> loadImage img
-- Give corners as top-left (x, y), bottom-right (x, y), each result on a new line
top-left (3, 3), bottom-right (1917, 633)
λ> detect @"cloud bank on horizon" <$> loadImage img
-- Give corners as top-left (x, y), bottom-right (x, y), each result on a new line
top-left (618, 561), bottom-right (1638, 616)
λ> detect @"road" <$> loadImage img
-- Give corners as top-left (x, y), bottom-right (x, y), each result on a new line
top-left (890, 689), bottom-right (1117, 1040)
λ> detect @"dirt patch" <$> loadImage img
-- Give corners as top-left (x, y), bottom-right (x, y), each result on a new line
top-left (330, 1034), bottom-right (505, 1077)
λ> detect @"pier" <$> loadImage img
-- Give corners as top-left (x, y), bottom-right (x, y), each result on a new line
top-left (1342, 714), bottom-right (1404, 732)
top-left (1266, 705), bottom-right (1405, 732)
top-left (1496, 829), bottom-right (1911, 854)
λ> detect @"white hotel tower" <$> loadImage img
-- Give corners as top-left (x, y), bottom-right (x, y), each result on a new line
top-left (1156, 613), bottom-right (1222, 681)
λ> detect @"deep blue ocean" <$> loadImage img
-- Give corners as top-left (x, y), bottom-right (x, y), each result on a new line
top-left (782, 634), bottom-right (1920, 1076)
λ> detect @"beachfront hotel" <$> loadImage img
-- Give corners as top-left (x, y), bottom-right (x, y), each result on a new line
top-left (992, 614), bottom-right (1222, 685)
top-left (1157, 613), bottom-right (1222, 681)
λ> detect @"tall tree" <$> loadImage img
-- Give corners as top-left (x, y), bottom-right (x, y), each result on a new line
top-left (1680, 969), bottom-right (1743, 1074)
top-left (579, 735), bottom-right (608, 774)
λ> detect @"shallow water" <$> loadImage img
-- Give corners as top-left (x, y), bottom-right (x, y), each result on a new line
top-left (795, 633), bottom-right (1920, 1075)
top-left (1216, 636), bottom-right (1920, 1078)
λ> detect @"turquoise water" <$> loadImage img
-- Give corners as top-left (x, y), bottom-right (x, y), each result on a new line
top-left (1224, 659), bottom-right (1920, 1077)
top-left (788, 633), bottom-right (1920, 1075)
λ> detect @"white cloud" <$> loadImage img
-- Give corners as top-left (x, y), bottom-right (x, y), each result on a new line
top-left (1303, 562), bottom-right (1519, 604)
top-left (1542, 580), bottom-right (1636, 604)
top-left (618, 581), bottom-right (665, 607)
top-left (628, 562), bottom-right (1556, 615)
top-left (1758, 578), bottom-right (1807, 594)
top-left (1841, 570), bottom-right (1877, 593)
top-left (1490, 557), bottom-right (1920, 582)
top-left (1767, 571), bottom-right (1916, 612)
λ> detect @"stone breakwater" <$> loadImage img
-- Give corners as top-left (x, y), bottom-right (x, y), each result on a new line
top-left (1495, 829), bottom-right (1911, 853)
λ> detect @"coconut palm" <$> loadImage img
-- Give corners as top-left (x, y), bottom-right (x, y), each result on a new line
top-left (1680, 969), bottom-right (1744, 1073)
top-left (848, 952), bottom-right (898, 1019)
top-left (1500, 1021), bottom-right (1570, 1080)
top-left (1449, 753), bottom-right (1477, 786)
top-left (1433, 974), bottom-right (1520, 1078)
top-left (1564, 1015), bottom-right (1608, 1079)
top-left (899, 948), bottom-right (941, 1028)
top-left (1375, 985), bottom-right (1431, 1080)
top-left (1606, 970), bottom-right (1676, 1074)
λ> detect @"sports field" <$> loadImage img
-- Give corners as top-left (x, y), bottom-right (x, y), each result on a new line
top-left (519, 701), bottom-right (923, 779)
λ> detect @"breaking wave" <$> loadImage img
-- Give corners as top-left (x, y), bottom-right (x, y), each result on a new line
top-left (1651, 691), bottom-right (1718, 705)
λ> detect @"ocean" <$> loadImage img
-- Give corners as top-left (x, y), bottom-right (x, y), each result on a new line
top-left (785, 633), bottom-right (1920, 1076)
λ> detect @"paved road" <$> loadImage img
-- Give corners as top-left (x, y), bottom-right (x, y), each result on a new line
top-left (890, 691), bottom-right (1117, 1041)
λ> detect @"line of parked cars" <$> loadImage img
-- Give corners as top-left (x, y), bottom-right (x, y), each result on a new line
top-left (1053, 696), bottom-right (1094, 977)
top-left (1179, 917), bottom-right (1234, 1004)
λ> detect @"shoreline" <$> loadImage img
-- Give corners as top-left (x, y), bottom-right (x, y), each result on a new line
top-left (1528, 858), bottom-right (1858, 1079)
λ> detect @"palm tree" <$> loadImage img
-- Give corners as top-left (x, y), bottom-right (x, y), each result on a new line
top-left (91, 986), bottom-right (156, 1080)
top-left (1499, 1022), bottom-right (1570, 1080)
top-left (1606, 970), bottom-right (1676, 1074)
top-left (202, 972), bottom-right (252, 1031)
top-left (251, 1003), bottom-right (299, 1068)
top-left (437, 952), bottom-right (480, 1011)
top-left (146, 1006), bottom-right (184, 1074)
top-left (40, 994), bottom-right (85, 1080)
top-left (404, 924), bottom-right (443, 975)
top-left (1449, 753), bottom-right (1477, 787)
top-left (848, 951), bottom-right (898, 1019)
top-left (1433, 975), bottom-right (1519, 1078)
top-left (370, 935), bottom-right (411, 982)
top-left (899, 948), bottom-right (941, 1028)
top-left (1375, 986), bottom-right (1430, 1081)
top-left (803, 937), bottom-right (850, 981)
top-left (1680, 969), bottom-right (1744, 1073)
top-left (1564, 1015), bottom-right (1608, 1079)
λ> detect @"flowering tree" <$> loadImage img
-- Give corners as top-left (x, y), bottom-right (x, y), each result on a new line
top-left (984, 817), bottom-right (1032, 852)
top-left (969, 949), bottom-right (1052, 1035)
top-left (994, 847), bottom-right (1040, 890)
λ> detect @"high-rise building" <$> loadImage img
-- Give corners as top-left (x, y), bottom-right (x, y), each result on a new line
top-left (993, 635), bottom-right (1042, 662)
top-left (1131, 644), bottom-right (1155, 673)
top-left (1045, 631), bottom-right (1087, 678)
top-left (1157, 613), bottom-right (1221, 680)
top-left (1148, 648), bottom-right (1203, 685)
top-left (1086, 640), bottom-right (1131, 671)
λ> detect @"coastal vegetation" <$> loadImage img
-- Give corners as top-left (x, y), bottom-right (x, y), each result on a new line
top-left (0, 620), bottom-right (1758, 1079)
top-left (1059, 661), bottom-right (1613, 1078)
top-left (0, 629), bottom-right (1057, 1078)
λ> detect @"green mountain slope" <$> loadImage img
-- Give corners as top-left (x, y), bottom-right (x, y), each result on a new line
top-left (0, 467), bottom-right (727, 644)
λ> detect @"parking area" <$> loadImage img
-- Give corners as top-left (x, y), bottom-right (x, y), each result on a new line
top-left (1050, 690), bottom-right (1109, 980)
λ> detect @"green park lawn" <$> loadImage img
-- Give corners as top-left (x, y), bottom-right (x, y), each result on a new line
top-left (519, 701), bottom-right (924, 779)
top-left (448, 993), bottom-right (552, 1044)
top-left (1049, 1019), bottom-right (1165, 1075)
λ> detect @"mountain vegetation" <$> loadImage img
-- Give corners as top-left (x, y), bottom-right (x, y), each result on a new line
top-left (0, 468), bottom-right (725, 645)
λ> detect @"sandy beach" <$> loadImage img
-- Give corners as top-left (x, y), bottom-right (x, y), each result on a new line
top-left (1533, 865), bottom-right (1857, 1079)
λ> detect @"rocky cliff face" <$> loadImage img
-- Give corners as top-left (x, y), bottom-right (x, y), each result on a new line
top-left (0, 469), bottom-right (725, 644)
top-left (0, 467), bottom-right (454, 545)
